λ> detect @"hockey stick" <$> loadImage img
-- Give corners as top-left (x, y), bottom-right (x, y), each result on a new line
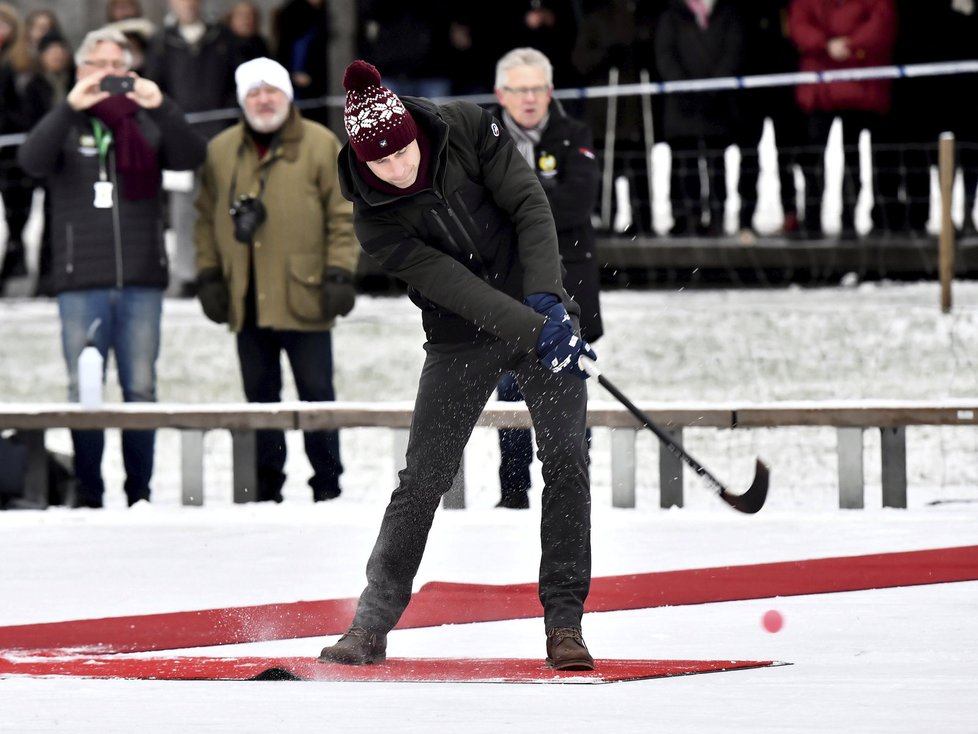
top-left (580, 358), bottom-right (769, 514)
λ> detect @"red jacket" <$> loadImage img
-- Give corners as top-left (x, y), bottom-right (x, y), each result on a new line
top-left (789, 0), bottom-right (897, 114)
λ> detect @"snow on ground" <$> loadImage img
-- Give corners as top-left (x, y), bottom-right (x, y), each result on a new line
top-left (2, 284), bottom-right (978, 732)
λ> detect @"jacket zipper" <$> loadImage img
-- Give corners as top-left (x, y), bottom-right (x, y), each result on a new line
top-left (65, 223), bottom-right (74, 275)
top-left (428, 208), bottom-right (465, 258)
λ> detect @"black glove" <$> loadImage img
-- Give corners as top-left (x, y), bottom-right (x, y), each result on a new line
top-left (321, 267), bottom-right (356, 321)
top-left (196, 268), bottom-right (230, 325)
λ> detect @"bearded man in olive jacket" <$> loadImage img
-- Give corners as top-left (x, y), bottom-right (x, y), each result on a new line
top-left (194, 57), bottom-right (358, 503)
top-left (316, 60), bottom-right (597, 671)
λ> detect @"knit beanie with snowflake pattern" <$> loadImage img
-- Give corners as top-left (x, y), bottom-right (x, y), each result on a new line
top-left (342, 60), bottom-right (419, 162)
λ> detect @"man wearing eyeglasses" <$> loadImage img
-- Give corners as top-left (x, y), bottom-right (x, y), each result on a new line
top-left (489, 47), bottom-right (603, 510)
top-left (17, 27), bottom-right (206, 509)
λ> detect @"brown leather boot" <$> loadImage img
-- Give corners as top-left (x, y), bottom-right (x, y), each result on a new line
top-left (317, 626), bottom-right (387, 665)
top-left (546, 627), bottom-right (595, 671)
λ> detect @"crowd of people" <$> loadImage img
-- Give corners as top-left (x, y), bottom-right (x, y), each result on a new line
top-left (4, 0), bottom-right (978, 287)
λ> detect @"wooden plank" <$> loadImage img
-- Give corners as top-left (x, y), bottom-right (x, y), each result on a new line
top-left (837, 427), bottom-right (864, 510)
top-left (659, 428), bottom-right (684, 509)
top-left (0, 404), bottom-right (297, 431)
top-left (231, 430), bottom-right (257, 504)
top-left (611, 429), bottom-right (636, 508)
top-left (880, 427), bottom-right (908, 509)
top-left (736, 403), bottom-right (978, 428)
top-left (180, 430), bottom-right (204, 506)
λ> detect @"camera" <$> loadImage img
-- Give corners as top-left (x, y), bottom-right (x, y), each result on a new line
top-left (229, 196), bottom-right (266, 244)
top-left (100, 75), bottom-right (135, 95)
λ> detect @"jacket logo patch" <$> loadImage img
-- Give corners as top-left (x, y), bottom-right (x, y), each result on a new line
top-left (379, 139), bottom-right (388, 148)
top-left (578, 147), bottom-right (596, 160)
top-left (490, 122), bottom-right (500, 137)
top-left (538, 153), bottom-right (557, 172)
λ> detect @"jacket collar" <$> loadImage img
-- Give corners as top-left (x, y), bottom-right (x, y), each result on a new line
top-left (238, 105), bottom-right (304, 163)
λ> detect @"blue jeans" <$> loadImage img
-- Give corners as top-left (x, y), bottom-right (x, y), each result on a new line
top-left (236, 324), bottom-right (342, 501)
top-left (59, 287), bottom-right (162, 504)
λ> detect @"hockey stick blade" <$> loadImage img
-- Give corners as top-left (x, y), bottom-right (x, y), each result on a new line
top-left (580, 357), bottom-right (769, 514)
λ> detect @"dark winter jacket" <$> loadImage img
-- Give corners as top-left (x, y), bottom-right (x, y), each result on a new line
top-left (274, 0), bottom-right (330, 100)
top-left (143, 23), bottom-right (237, 139)
top-left (338, 98), bottom-right (571, 351)
top-left (488, 101), bottom-right (603, 342)
top-left (788, 0), bottom-right (897, 115)
top-left (654, 0), bottom-right (745, 141)
top-left (17, 98), bottom-right (207, 294)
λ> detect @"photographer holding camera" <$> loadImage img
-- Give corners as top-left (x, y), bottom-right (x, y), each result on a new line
top-left (194, 57), bottom-right (358, 503)
top-left (16, 27), bottom-right (207, 508)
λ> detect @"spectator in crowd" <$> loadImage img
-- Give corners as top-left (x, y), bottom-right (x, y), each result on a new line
top-left (655, 0), bottom-right (745, 236)
top-left (489, 46), bottom-right (603, 509)
top-left (317, 60), bottom-right (595, 671)
top-left (449, 1), bottom-right (581, 96)
top-left (194, 57), bottom-right (357, 503)
top-left (1, 3), bottom-right (24, 291)
top-left (908, 1), bottom-right (978, 238)
top-left (572, 0), bottom-right (664, 235)
top-left (224, 1), bottom-right (270, 67)
top-left (17, 28), bottom-right (207, 507)
top-left (6, 8), bottom-right (61, 76)
top-left (788, 0), bottom-right (897, 240)
top-left (144, 0), bottom-right (237, 298)
top-left (20, 31), bottom-right (74, 297)
top-left (106, 18), bottom-right (156, 75)
top-left (0, 6), bottom-right (56, 292)
top-left (357, 0), bottom-right (453, 98)
top-left (732, 0), bottom-right (807, 242)
top-left (106, 0), bottom-right (144, 24)
top-left (871, 0), bottom-right (952, 238)
top-left (273, 0), bottom-right (331, 124)
top-left (946, 1), bottom-right (978, 237)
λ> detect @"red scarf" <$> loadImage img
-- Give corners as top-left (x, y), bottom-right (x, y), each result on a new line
top-left (90, 96), bottom-right (160, 201)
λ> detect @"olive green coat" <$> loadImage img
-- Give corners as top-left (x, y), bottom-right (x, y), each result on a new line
top-left (195, 107), bottom-right (358, 333)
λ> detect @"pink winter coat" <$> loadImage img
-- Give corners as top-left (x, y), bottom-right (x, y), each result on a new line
top-left (788, 0), bottom-right (897, 114)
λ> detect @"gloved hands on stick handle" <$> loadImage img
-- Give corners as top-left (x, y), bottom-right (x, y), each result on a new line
top-left (525, 292), bottom-right (597, 380)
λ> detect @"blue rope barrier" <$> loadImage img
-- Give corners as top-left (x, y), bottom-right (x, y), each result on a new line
top-left (3, 60), bottom-right (978, 149)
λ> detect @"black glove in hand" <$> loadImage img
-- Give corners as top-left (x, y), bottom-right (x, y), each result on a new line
top-left (196, 268), bottom-right (230, 325)
top-left (321, 267), bottom-right (356, 320)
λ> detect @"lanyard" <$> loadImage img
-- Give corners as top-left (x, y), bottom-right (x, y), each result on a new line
top-left (91, 119), bottom-right (112, 181)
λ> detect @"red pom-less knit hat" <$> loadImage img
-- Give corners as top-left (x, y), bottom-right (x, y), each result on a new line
top-left (342, 60), bottom-right (418, 162)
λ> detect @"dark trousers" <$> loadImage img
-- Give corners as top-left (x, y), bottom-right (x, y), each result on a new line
top-left (236, 324), bottom-right (342, 501)
top-left (669, 135), bottom-right (729, 233)
top-left (497, 371), bottom-right (534, 498)
top-left (738, 106), bottom-right (806, 230)
top-left (352, 338), bottom-right (591, 633)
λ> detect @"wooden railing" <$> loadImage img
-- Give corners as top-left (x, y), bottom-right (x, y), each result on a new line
top-left (3, 399), bottom-right (977, 509)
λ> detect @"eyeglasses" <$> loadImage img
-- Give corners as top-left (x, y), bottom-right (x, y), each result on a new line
top-left (501, 85), bottom-right (551, 97)
top-left (82, 59), bottom-right (129, 71)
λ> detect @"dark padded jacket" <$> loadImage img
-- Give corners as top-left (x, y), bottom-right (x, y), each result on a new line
top-left (338, 98), bottom-right (573, 351)
top-left (17, 98), bottom-right (207, 294)
top-left (487, 101), bottom-right (603, 342)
